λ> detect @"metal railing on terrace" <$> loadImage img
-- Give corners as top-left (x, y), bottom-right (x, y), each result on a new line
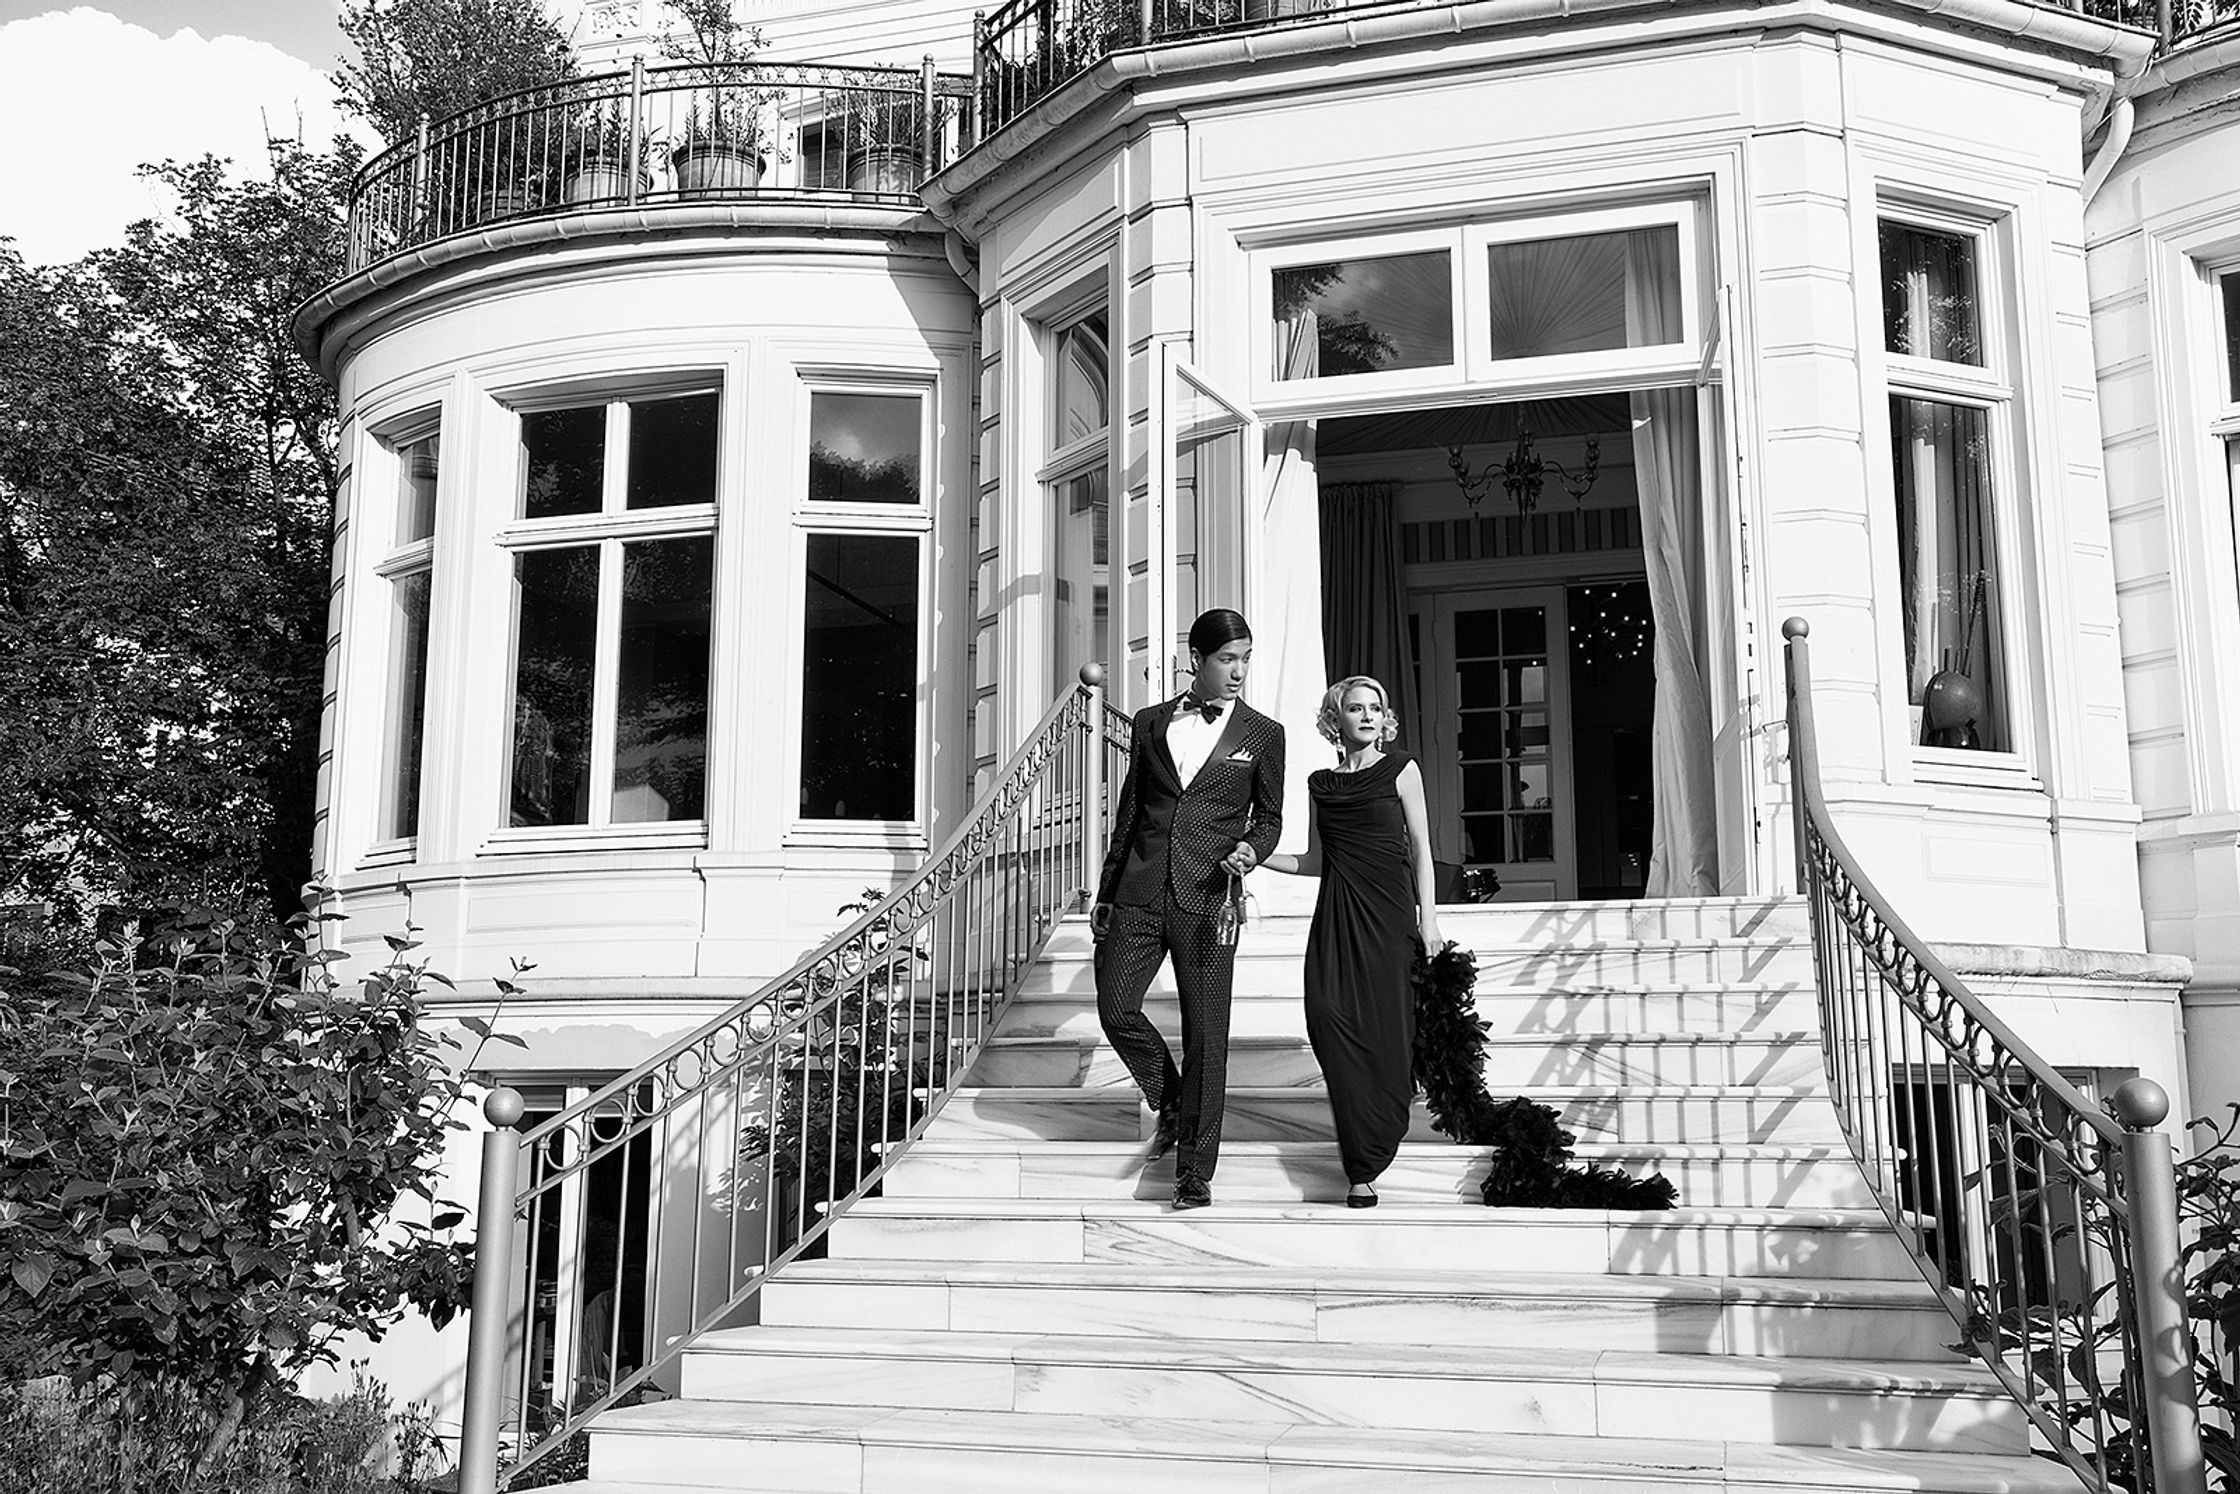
top-left (448, 669), bottom-right (1131, 1491)
top-left (344, 59), bottom-right (975, 274)
top-left (1783, 618), bottom-right (2214, 1494)
top-left (971, 0), bottom-right (2227, 135)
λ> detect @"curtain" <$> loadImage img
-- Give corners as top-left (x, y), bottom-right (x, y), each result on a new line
top-left (1627, 236), bottom-right (1717, 895)
top-left (1892, 397), bottom-right (2001, 746)
top-left (1262, 311), bottom-right (1328, 849)
top-left (1318, 481), bottom-right (1417, 749)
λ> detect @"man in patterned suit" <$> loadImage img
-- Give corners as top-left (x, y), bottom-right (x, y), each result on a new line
top-left (1093, 608), bottom-right (1286, 1209)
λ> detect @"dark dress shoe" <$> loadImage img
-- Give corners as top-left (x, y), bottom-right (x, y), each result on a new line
top-left (1346, 1185), bottom-right (1378, 1209)
top-left (1173, 1168), bottom-right (1212, 1210)
top-left (1149, 1103), bottom-right (1181, 1159)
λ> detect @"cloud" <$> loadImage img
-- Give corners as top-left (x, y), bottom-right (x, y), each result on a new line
top-left (0, 7), bottom-right (377, 265)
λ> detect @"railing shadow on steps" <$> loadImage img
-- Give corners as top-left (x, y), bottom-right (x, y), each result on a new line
top-left (1783, 617), bottom-right (2209, 1494)
top-left (449, 667), bottom-right (1132, 1491)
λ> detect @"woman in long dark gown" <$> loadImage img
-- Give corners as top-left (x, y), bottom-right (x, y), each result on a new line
top-left (1262, 676), bottom-right (1440, 1206)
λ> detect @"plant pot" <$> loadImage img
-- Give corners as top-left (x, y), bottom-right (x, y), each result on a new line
top-left (564, 158), bottom-right (650, 205)
top-left (846, 145), bottom-right (925, 196)
top-left (1245, 0), bottom-right (1324, 17)
top-left (671, 141), bottom-right (764, 195)
top-left (472, 186), bottom-right (535, 224)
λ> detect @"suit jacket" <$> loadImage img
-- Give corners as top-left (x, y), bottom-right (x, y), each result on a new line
top-left (1098, 695), bottom-right (1285, 916)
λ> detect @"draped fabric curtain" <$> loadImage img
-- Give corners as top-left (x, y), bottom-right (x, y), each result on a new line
top-left (1262, 311), bottom-right (1329, 847)
top-left (1627, 237), bottom-right (1718, 896)
top-left (1318, 481), bottom-right (1417, 751)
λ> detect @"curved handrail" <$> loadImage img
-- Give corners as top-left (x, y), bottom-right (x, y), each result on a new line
top-left (1783, 617), bottom-right (2206, 1494)
top-left (458, 669), bottom-right (1130, 1486)
top-left (344, 58), bottom-right (977, 275)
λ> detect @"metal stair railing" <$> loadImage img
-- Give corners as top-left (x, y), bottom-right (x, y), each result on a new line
top-left (1782, 618), bottom-right (2207, 1494)
top-left (451, 666), bottom-right (1132, 1490)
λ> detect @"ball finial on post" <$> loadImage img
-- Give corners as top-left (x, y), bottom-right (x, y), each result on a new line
top-left (483, 1085), bottom-right (525, 1129)
top-left (1079, 663), bottom-right (1107, 688)
top-left (1782, 617), bottom-right (1810, 642)
top-left (2111, 1077), bottom-right (2170, 1131)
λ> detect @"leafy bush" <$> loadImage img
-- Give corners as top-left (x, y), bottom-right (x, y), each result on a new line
top-left (0, 904), bottom-right (503, 1476)
top-left (0, 1370), bottom-right (446, 1494)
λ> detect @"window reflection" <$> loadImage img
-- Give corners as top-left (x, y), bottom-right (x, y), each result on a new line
top-left (1272, 251), bottom-right (1453, 379)
top-left (396, 431), bottom-right (440, 544)
top-left (522, 406), bottom-right (606, 518)
top-left (627, 393), bottom-right (718, 509)
top-left (1881, 224), bottom-right (1982, 366)
top-left (1056, 313), bottom-right (1110, 444)
top-left (511, 546), bottom-right (600, 826)
top-left (2222, 271), bottom-right (2240, 404)
top-left (809, 391), bottom-right (921, 504)
top-left (382, 571), bottom-right (431, 840)
top-left (1890, 397), bottom-right (2005, 750)
top-left (800, 534), bottom-right (919, 820)
top-left (612, 536), bottom-right (713, 823)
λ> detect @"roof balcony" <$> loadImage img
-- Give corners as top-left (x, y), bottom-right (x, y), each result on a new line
top-left (340, 58), bottom-right (976, 277)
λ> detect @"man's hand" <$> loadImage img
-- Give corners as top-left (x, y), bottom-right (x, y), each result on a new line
top-left (1091, 903), bottom-right (1112, 940)
top-left (1221, 842), bottom-right (1258, 877)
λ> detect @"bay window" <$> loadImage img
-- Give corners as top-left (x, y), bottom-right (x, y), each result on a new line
top-left (1044, 309), bottom-right (1112, 698)
top-left (797, 386), bottom-right (929, 825)
top-left (1879, 216), bottom-right (2012, 754)
top-left (504, 388), bottom-right (717, 830)
top-left (375, 420), bottom-right (440, 843)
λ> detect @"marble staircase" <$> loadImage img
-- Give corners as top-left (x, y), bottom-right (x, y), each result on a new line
top-left (552, 897), bottom-right (2086, 1493)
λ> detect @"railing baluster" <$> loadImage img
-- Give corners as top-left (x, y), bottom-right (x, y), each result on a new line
top-left (1782, 618), bottom-right (2207, 1494)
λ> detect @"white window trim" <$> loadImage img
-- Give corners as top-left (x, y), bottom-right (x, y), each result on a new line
top-left (798, 377), bottom-right (937, 521)
top-left (1460, 198), bottom-right (1704, 386)
top-left (362, 408), bottom-right (444, 862)
top-left (1252, 224), bottom-right (1467, 405)
top-left (1869, 204), bottom-right (2038, 787)
top-left (491, 384), bottom-right (723, 848)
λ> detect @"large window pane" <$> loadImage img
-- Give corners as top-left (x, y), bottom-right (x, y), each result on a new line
top-left (1486, 226), bottom-right (1683, 359)
top-left (627, 392), bottom-right (718, 509)
top-left (612, 536), bottom-right (713, 823)
top-left (1056, 313), bottom-right (1109, 444)
top-left (2222, 270), bottom-right (2240, 403)
top-left (808, 391), bottom-right (921, 504)
top-left (1272, 251), bottom-right (1452, 379)
top-left (1051, 467), bottom-right (1110, 698)
top-left (511, 546), bottom-right (601, 825)
top-left (800, 534), bottom-right (919, 820)
top-left (396, 431), bottom-right (439, 544)
top-left (381, 570), bottom-right (432, 840)
top-left (1881, 224), bottom-right (1982, 366)
top-left (1891, 397), bottom-right (2006, 750)
top-left (523, 405), bottom-right (606, 518)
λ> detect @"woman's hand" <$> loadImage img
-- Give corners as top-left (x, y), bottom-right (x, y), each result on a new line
top-left (1418, 910), bottom-right (1442, 951)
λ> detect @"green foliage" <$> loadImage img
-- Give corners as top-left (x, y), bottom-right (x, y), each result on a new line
top-left (658, 0), bottom-right (767, 66)
top-left (0, 141), bottom-right (353, 951)
top-left (0, 906), bottom-right (497, 1475)
top-left (1410, 941), bottom-right (1678, 1210)
top-left (337, 0), bottom-right (580, 146)
top-left (0, 1370), bottom-right (447, 1494)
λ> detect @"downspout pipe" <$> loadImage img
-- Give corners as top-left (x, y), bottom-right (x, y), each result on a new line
top-left (2083, 94), bottom-right (2135, 207)
top-left (945, 227), bottom-right (980, 297)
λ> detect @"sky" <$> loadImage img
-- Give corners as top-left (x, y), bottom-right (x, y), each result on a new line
top-left (0, 3), bottom-right (373, 265)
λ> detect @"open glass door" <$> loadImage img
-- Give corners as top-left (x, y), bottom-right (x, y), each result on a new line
top-left (1161, 352), bottom-right (1259, 691)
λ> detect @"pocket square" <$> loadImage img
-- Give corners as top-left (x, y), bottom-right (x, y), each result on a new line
top-left (1226, 749), bottom-right (1255, 762)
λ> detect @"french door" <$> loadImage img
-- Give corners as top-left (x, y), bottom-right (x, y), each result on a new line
top-left (1417, 586), bottom-right (1577, 902)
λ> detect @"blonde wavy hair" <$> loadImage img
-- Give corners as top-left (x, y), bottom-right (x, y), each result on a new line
top-left (1316, 675), bottom-right (1399, 747)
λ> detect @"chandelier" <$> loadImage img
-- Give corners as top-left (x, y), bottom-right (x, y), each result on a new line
top-left (1446, 426), bottom-right (1599, 514)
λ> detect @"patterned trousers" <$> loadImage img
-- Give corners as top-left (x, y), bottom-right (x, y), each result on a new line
top-left (1095, 895), bottom-right (1235, 1179)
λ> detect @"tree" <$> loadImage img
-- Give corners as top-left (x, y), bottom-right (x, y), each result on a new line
top-left (0, 906), bottom-right (495, 1478)
top-left (0, 139), bottom-right (353, 950)
top-left (336, 0), bottom-right (579, 146)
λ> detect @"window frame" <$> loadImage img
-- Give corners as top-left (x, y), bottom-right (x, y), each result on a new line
top-left (784, 375), bottom-right (937, 844)
top-left (1251, 224), bottom-right (1467, 406)
top-left (364, 408), bottom-right (444, 863)
top-left (1870, 202), bottom-right (2035, 783)
top-left (1460, 198), bottom-right (1704, 387)
top-left (1037, 301), bottom-right (1116, 702)
top-left (488, 381), bottom-right (723, 850)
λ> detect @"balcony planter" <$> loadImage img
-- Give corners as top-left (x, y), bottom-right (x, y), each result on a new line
top-left (843, 93), bottom-right (927, 195)
top-left (671, 138), bottom-right (765, 194)
top-left (845, 145), bottom-right (923, 194)
top-left (564, 154), bottom-right (651, 204)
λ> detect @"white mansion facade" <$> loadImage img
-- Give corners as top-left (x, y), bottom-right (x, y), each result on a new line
top-left (293, 0), bottom-right (2240, 1435)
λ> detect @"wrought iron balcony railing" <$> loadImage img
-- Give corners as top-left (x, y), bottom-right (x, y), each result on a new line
top-left (343, 59), bottom-right (975, 275)
top-left (971, 0), bottom-right (2222, 137)
top-left (448, 669), bottom-right (1130, 1491)
top-left (1783, 618), bottom-right (2212, 1494)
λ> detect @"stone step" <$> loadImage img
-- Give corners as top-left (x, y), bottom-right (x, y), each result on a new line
top-left (995, 982), bottom-right (1818, 1040)
top-left (1023, 937), bottom-right (1815, 999)
top-left (760, 1257), bottom-right (1966, 1361)
top-left (584, 1401), bottom-right (2084, 1493)
top-left (1042, 896), bottom-right (1809, 953)
top-left (827, 1199), bottom-right (1922, 1279)
top-left (883, 1139), bottom-right (1873, 1208)
top-left (676, 1326), bottom-right (2021, 1453)
top-left (950, 1053), bottom-right (1844, 1141)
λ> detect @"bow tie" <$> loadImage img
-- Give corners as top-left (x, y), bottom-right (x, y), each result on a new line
top-left (1179, 695), bottom-right (1226, 723)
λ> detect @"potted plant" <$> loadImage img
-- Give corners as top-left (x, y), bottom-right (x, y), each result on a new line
top-left (562, 102), bottom-right (651, 205)
top-left (844, 93), bottom-right (926, 195)
top-left (668, 90), bottom-right (772, 194)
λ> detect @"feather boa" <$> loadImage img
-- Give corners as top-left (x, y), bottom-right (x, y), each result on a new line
top-left (1411, 940), bottom-right (1678, 1210)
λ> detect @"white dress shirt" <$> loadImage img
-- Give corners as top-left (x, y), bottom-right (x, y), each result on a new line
top-left (1169, 700), bottom-right (1227, 788)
